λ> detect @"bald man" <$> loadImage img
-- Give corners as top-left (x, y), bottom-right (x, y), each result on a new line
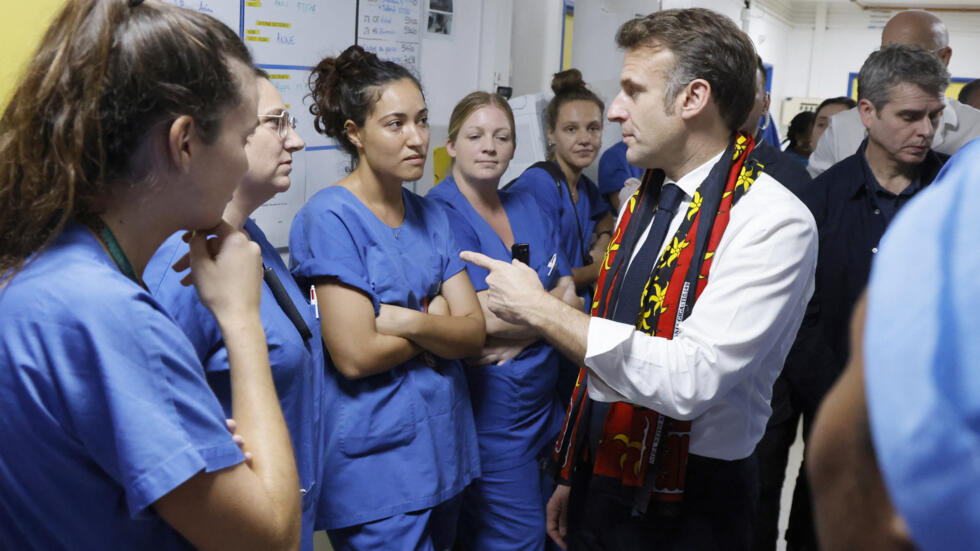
top-left (807, 10), bottom-right (980, 177)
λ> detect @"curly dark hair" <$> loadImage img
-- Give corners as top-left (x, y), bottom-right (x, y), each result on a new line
top-left (308, 44), bottom-right (423, 159)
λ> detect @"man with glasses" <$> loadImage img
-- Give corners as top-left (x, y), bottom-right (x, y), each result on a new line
top-left (807, 10), bottom-right (980, 177)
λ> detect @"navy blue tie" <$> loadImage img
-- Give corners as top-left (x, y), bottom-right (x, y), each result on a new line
top-left (612, 183), bottom-right (685, 323)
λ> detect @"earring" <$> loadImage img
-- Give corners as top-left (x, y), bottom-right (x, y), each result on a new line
top-left (759, 112), bottom-right (771, 131)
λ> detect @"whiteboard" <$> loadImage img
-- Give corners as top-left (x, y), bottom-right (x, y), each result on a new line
top-left (243, 1), bottom-right (357, 247)
top-left (357, 0), bottom-right (424, 75)
top-left (160, 0), bottom-right (424, 248)
top-left (244, 0), bottom-right (356, 67)
top-left (161, 0), bottom-right (242, 34)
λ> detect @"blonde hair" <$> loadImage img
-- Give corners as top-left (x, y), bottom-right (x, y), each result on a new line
top-left (447, 91), bottom-right (516, 147)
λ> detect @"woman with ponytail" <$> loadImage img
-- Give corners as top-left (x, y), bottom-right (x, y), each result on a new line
top-left (0, 2), bottom-right (300, 550)
top-left (506, 69), bottom-right (614, 405)
top-left (290, 45), bottom-right (483, 550)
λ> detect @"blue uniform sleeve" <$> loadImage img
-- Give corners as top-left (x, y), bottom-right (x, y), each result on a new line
top-left (144, 233), bottom-right (225, 372)
top-left (441, 206), bottom-right (488, 291)
top-left (555, 250), bottom-right (573, 279)
top-left (509, 190), bottom-right (572, 285)
top-left (535, 196), bottom-right (573, 280)
top-left (584, 177), bottom-right (610, 221)
top-left (58, 299), bottom-right (244, 518)
top-left (597, 144), bottom-right (629, 196)
top-left (290, 195), bottom-right (380, 314)
top-left (423, 196), bottom-right (468, 285)
top-left (508, 167), bottom-right (564, 228)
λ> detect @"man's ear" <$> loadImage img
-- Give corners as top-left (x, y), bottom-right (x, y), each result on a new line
top-left (167, 115), bottom-right (195, 172)
top-left (679, 78), bottom-right (712, 120)
top-left (344, 120), bottom-right (363, 150)
top-left (857, 98), bottom-right (878, 131)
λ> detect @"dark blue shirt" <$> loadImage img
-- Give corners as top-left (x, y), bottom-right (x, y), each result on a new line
top-left (751, 140), bottom-right (812, 199)
top-left (794, 139), bottom-right (946, 392)
top-left (597, 141), bottom-right (644, 204)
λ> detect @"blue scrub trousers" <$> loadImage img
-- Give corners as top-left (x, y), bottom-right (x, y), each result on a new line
top-left (457, 457), bottom-right (554, 551)
top-left (327, 494), bottom-right (463, 551)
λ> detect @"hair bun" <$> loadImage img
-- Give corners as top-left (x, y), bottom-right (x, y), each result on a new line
top-left (336, 45), bottom-right (372, 78)
top-left (551, 68), bottom-right (587, 95)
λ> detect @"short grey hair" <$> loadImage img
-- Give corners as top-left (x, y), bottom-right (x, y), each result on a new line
top-left (858, 44), bottom-right (949, 111)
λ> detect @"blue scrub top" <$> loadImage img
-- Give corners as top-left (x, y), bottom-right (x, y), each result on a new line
top-left (864, 138), bottom-right (980, 551)
top-left (0, 224), bottom-right (245, 550)
top-left (289, 185), bottom-right (481, 530)
top-left (144, 219), bottom-right (326, 550)
top-left (506, 162), bottom-right (607, 309)
top-left (428, 176), bottom-right (569, 471)
top-left (597, 141), bottom-right (644, 200)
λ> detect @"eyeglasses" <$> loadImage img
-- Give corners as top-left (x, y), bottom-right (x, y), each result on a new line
top-left (257, 110), bottom-right (297, 139)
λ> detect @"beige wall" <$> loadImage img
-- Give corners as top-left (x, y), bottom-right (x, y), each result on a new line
top-left (0, 1), bottom-right (66, 107)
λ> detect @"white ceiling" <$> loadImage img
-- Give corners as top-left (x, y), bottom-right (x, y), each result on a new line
top-left (851, 0), bottom-right (980, 10)
top-left (755, 0), bottom-right (980, 26)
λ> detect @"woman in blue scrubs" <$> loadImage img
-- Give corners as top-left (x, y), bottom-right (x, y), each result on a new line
top-left (144, 70), bottom-right (323, 551)
top-left (290, 45), bottom-right (484, 550)
top-left (427, 92), bottom-right (581, 550)
top-left (507, 69), bottom-right (613, 307)
top-left (0, 2), bottom-right (300, 550)
top-left (506, 69), bottom-right (614, 405)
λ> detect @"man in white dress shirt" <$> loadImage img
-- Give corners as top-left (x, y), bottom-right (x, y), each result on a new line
top-left (462, 8), bottom-right (817, 551)
top-left (807, 10), bottom-right (980, 177)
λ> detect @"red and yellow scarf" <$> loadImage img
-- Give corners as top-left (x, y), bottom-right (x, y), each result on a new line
top-left (552, 133), bottom-right (763, 513)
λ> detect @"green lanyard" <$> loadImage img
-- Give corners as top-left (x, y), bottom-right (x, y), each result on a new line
top-left (99, 225), bottom-right (140, 285)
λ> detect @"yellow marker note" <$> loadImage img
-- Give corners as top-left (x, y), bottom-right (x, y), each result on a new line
top-left (246, 1), bottom-right (261, 5)
top-left (269, 74), bottom-right (290, 80)
top-left (246, 36), bottom-right (270, 42)
top-left (245, 29), bottom-right (260, 35)
top-left (433, 146), bottom-right (451, 184)
top-left (256, 21), bottom-right (291, 28)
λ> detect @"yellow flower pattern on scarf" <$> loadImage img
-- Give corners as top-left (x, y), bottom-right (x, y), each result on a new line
top-left (639, 279), bottom-right (670, 332)
top-left (686, 191), bottom-right (702, 221)
top-left (736, 165), bottom-right (759, 194)
top-left (732, 134), bottom-right (749, 159)
top-left (658, 237), bottom-right (689, 269)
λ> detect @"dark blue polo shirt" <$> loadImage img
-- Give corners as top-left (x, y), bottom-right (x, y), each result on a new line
top-left (794, 139), bottom-right (946, 393)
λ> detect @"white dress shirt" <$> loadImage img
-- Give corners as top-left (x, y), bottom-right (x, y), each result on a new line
top-left (584, 152), bottom-right (818, 460)
top-left (807, 97), bottom-right (980, 177)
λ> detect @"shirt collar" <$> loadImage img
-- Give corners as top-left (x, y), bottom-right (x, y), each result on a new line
top-left (852, 138), bottom-right (945, 200)
top-left (941, 95), bottom-right (957, 130)
top-left (667, 150), bottom-right (725, 199)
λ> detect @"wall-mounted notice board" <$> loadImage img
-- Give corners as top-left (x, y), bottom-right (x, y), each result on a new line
top-left (162, 0), bottom-right (423, 247)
